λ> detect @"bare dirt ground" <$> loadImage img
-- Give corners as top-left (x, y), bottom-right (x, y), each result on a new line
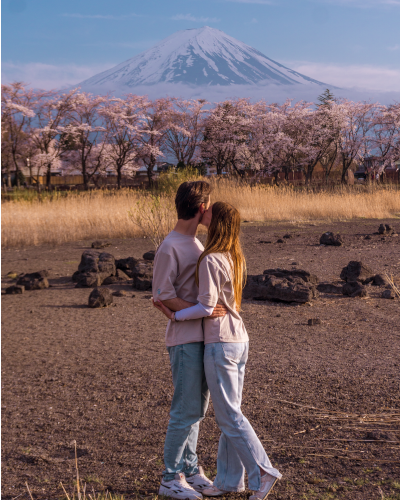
top-left (2, 220), bottom-right (400, 500)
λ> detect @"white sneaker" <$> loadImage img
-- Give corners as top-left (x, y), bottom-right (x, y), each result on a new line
top-left (202, 484), bottom-right (229, 497)
top-left (159, 472), bottom-right (203, 499)
top-left (249, 473), bottom-right (279, 500)
top-left (186, 466), bottom-right (214, 493)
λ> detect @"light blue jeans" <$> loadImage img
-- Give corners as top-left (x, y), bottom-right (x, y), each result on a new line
top-left (163, 342), bottom-right (210, 481)
top-left (204, 342), bottom-right (282, 492)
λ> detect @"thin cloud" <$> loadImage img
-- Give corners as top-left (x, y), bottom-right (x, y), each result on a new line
top-left (1, 61), bottom-right (116, 90)
top-left (62, 13), bottom-right (142, 20)
top-left (388, 44), bottom-right (400, 50)
top-left (284, 60), bottom-right (400, 92)
top-left (171, 14), bottom-right (220, 22)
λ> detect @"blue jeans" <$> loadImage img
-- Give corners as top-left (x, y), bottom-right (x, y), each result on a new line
top-left (204, 342), bottom-right (282, 492)
top-left (163, 342), bottom-right (210, 481)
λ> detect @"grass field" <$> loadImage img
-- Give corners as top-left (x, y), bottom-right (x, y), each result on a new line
top-left (2, 180), bottom-right (400, 248)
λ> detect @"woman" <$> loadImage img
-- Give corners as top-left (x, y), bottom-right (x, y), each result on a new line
top-left (154, 201), bottom-right (282, 499)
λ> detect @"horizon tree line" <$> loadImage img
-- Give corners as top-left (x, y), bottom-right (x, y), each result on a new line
top-left (2, 83), bottom-right (399, 189)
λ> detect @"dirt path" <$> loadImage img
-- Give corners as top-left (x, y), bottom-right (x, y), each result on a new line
top-left (2, 220), bottom-right (400, 500)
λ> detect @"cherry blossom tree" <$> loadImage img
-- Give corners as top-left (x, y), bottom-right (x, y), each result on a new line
top-left (136, 97), bottom-right (172, 187)
top-left (59, 92), bottom-right (109, 189)
top-left (1, 82), bottom-right (35, 187)
top-left (100, 94), bottom-right (147, 189)
top-left (29, 88), bottom-right (79, 187)
top-left (164, 98), bottom-right (207, 167)
top-left (373, 103), bottom-right (400, 178)
top-left (201, 99), bottom-right (254, 176)
top-left (336, 99), bottom-right (378, 183)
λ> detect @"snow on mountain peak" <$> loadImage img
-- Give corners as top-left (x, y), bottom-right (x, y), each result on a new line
top-left (79, 27), bottom-right (327, 88)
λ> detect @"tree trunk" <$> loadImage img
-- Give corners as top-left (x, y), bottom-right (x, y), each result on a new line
top-left (341, 157), bottom-right (348, 184)
top-left (46, 164), bottom-right (52, 188)
top-left (147, 165), bottom-right (153, 188)
top-left (117, 167), bottom-right (122, 190)
top-left (305, 164), bottom-right (314, 185)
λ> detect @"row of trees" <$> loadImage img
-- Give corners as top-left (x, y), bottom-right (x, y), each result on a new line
top-left (2, 83), bottom-right (399, 189)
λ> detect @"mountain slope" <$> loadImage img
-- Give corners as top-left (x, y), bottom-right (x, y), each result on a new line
top-left (79, 27), bottom-right (327, 88)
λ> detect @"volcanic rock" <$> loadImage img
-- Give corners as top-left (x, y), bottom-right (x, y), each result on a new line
top-left (131, 259), bottom-right (154, 291)
top-left (364, 274), bottom-right (389, 286)
top-left (320, 232), bottom-right (343, 246)
top-left (91, 240), bottom-right (112, 249)
top-left (88, 288), bottom-right (113, 308)
top-left (340, 261), bottom-right (375, 283)
top-left (342, 281), bottom-right (368, 298)
top-left (308, 318), bottom-right (321, 326)
top-left (74, 251), bottom-right (116, 287)
top-left (381, 289), bottom-right (396, 299)
top-left (316, 283), bottom-right (343, 294)
top-left (5, 285), bottom-right (25, 294)
top-left (143, 250), bottom-right (156, 261)
top-left (243, 272), bottom-right (319, 304)
top-left (263, 268), bottom-right (319, 285)
top-left (17, 271), bottom-right (50, 290)
top-left (115, 257), bottom-right (138, 278)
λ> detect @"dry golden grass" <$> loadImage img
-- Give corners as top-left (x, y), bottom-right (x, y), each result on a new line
top-left (2, 181), bottom-right (400, 248)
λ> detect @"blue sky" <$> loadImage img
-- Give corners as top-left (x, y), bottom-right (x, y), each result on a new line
top-left (2, 0), bottom-right (400, 91)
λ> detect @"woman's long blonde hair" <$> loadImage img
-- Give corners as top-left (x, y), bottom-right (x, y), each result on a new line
top-left (196, 201), bottom-right (246, 309)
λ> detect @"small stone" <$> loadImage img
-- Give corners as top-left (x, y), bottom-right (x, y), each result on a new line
top-left (364, 235), bottom-right (372, 240)
top-left (131, 294), bottom-right (136, 298)
top-left (291, 262), bottom-right (298, 266)
top-left (102, 276), bottom-right (123, 285)
top-left (88, 287), bottom-right (113, 308)
top-left (143, 250), bottom-right (156, 261)
top-left (308, 318), bottom-right (321, 326)
top-left (16, 272), bottom-right (49, 290)
top-left (317, 283), bottom-right (343, 294)
top-left (340, 261), bottom-right (375, 283)
top-left (5, 285), bottom-right (25, 294)
top-left (276, 239), bottom-right (285, 244)
top-left (319, 232), bottom-right (344, 246)
top-left (283, 234), bottom-right (294, 239)
top-left (372, 274), bottom-right (389, 286)
top-left (6, 271), bottom-right (18, 280)
top-left (259, 240), bottom-right (272, 244)
top-left (342, 281), bottom-right (368, 298)
top-left (378, 223), bottom-right (386, 235)
top-left (112, 290), bottom-right (128, 297)
top-left (381, 289), bottom-right (396, 299)
top-left (276, 314), bottom-right (281, 317)
top-left (143, 295), bottom-right (153, 299)
top-left (91, 240), bottom-right (112, 249)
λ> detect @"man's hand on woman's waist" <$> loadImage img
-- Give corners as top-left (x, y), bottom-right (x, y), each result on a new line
top-left (156, 297), bottom-right (228, 318)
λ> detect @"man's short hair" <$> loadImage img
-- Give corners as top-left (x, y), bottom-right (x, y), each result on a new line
top-left (175, 181), bottom-right (212, 220)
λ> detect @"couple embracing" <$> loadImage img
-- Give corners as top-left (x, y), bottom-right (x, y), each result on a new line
top-left (152, 181), bottom-right (282, 499)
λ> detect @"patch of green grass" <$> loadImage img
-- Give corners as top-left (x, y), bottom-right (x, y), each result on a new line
top-left (83, 475), bottom-right (102, 484)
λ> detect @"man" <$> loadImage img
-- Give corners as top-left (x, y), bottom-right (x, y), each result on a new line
top-left (152, 181), bottom-right (227, 500)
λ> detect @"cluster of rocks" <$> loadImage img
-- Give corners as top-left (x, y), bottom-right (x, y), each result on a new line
top-left (243, 268), bottom-right (319, 304)
top-left (243, 260), bottom-right (397, 304)
top-left (319, 232), bottom-right (343, 246)
top-left (378, 224), bottom-right (394, 235)
top-left (5, 270), bottom-right (50, 294)
top-left (71, 248), bottom-right (155, 292)
top-left (79, 246), bottom-right (156, 308)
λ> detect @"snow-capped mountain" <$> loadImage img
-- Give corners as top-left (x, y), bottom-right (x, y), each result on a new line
top-left (79, 26), bottom-right (327, 88)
